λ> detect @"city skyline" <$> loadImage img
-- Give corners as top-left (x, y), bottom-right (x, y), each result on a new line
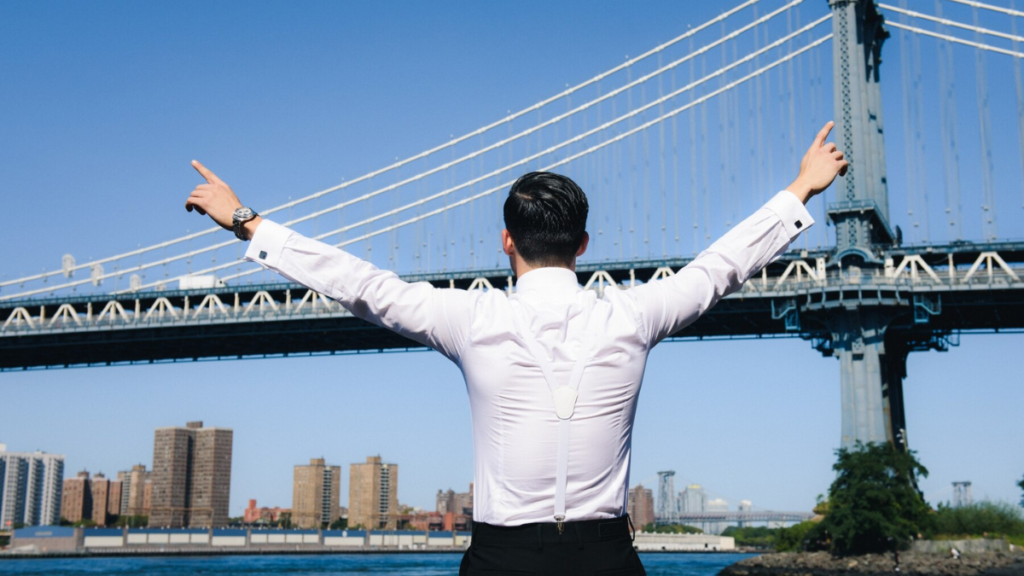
top-left (1, 0), bottom-right (1022, 520)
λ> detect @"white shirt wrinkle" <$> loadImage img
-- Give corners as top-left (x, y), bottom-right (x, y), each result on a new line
top-left (243, 190), bottom-right (814, 526)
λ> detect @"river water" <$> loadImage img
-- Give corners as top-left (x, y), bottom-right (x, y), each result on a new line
top-left (0, 552), bottom-right (757, 575)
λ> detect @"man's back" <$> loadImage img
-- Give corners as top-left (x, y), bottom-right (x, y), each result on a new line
top-left (460, 268), bottom-right (647, 525)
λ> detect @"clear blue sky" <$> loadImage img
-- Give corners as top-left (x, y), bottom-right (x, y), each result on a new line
top-left (1, 0), bottom-right (1022, 517)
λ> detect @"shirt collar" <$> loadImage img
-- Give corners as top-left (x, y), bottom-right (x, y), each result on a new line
top-left (514, 267), bottom-right (581, 295)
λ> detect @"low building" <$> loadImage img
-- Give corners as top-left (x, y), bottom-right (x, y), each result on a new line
top-left (242, 499), bottom-right (290, 525)
top-left (634, 532), bottom-right (735, 552)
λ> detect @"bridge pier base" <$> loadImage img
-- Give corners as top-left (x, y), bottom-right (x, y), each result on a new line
top-left (830, 310), bottom-right (906, 449)
top-left (820, 306), bottom-right (954, 451)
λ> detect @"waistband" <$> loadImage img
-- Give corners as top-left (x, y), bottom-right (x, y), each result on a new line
top-left (471, 515), bottom-right (633, 546)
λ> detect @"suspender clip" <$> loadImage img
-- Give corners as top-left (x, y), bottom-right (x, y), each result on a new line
top-left (555, 515), bottom-right (566, 535)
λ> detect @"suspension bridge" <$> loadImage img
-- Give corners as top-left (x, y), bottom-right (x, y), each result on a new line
top-left (2, 0), bottom-right (1023, 453)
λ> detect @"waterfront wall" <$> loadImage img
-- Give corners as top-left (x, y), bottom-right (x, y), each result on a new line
top-left (7, 526), bottom-right (735, 555)
top-left (8, 526), bottom-right (471, 554)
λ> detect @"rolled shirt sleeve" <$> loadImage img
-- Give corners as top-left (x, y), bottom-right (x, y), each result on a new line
top-left (626, 190), bottom-right (815, 345)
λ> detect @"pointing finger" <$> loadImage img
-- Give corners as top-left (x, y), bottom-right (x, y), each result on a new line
top-left (191, 159), bottom-right (222, 184)
top-left (813, 121), bottom-right (835, 149)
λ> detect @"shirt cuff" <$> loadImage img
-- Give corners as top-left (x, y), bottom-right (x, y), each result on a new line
top-left (244, 219), bottom-right (293, 270)
top-left (765, 190), bottom-right (815, 240)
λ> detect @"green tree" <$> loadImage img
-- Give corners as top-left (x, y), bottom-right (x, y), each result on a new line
top-left (1018, 475), bottom-right (1023, 508)
top-left (721, 526), bottom-right (777, 549)
top-left (930, 501), bottom-right (1024, 539)
top-left (73, 519), bottom-right (97, 528)
top-left (821, 442), bottom-right (930, 556)
top-left (652, 523), bottom-right (703, 534)
top-left (329, 518), bottom-right (348, 530)
top-left (114, 515), bottom-right (148, 528)
top-left (773, 521), bottom-right (815, 552)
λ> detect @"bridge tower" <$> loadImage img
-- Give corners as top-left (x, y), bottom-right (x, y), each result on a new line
top-left (822, 0), bottom-right (926, 451)
top-left (656, 471), bottom-right (678, 524)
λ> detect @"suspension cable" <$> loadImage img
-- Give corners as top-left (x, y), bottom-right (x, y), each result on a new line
top-left (3, 12), bottom-right (835, 302)
top-left (944, 0), bottom-right (1024, 18)
top-left (888, 21), bottom-right (1024, 56)
top-left (1, 0), bottom-right (764, 290)
top-left (194, 37), bottom-right (837, 288)
top-left (880, 3), bottom-right (1024, 43)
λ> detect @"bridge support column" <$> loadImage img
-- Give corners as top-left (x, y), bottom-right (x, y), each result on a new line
top-left (831, 310), bottom-right (907, 449)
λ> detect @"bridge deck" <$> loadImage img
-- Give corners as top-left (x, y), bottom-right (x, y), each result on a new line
top-left (2, 243), bottom-right (1023, 370)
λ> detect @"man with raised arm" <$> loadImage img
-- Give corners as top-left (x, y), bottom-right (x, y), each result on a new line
top-left (185, 121), bottom-right (847, 575)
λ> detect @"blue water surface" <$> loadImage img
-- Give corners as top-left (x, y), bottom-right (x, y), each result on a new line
top-left (0, 552), bottom-right (758, 575)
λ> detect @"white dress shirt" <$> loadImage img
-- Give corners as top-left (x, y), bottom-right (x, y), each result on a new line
top-left (244, 190), bottom-right (814, 526)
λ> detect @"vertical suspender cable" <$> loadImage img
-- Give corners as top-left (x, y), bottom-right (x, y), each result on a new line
top-left (659, 53), bottom-right (668, 257)
top-left (598, 80), bottom-right (606, 239)
top-left (754, 9), bottom-right (766, 206)
top-left (911, 27), bottom-right (931, 243)
top-left (622, 58), bottom-right (630, 255)
top-left (764, 24), bottom-right (776, 203)
top-left (701, 55), bottom-right (711, 245)
top-left (973, 7), bottom-right (997, 241)
top-left (1013, 1), bottom-right (1024, 214)
top-left (719, 20), bottom-right (731, 233)
top-left (786, 9), bottom-right (803, 248)
top-left (672, 68), bottom-right (681, 246)
top-left (690, 37), bottom-right (699, 254)
top-left (898, 0), bottom-right (921, 242)
top-left (748, 38), bottom-right (759, 239)
top-left (642, 79), bottom-right (652, 251)
top-left (813, 40), bottom-right (827, 248)
top-left (935, 0), bottom-right (964, 241)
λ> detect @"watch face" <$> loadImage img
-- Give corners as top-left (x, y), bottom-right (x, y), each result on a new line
top-left (233, 207), bottom-right (255, 222)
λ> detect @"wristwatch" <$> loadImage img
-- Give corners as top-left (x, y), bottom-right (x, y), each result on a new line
top-left (232, 207), bottom-right (259, 241)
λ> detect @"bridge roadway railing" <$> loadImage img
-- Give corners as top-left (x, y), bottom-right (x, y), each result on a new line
top-left (3, 244), bottom-right (1021, 336)
top-left (656, 511), bottom-right (816, 524)
top-left (1, 242), bottom-right (1022, 369)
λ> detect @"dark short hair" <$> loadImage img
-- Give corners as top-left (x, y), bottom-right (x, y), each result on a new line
top-left (503, 172), bottom-right (589, 267)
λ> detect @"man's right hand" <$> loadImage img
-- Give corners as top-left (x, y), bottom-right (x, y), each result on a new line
top-left (185, 160), bottom-right (262, 239)
top-left (786, 121), bottom-right (849, 204)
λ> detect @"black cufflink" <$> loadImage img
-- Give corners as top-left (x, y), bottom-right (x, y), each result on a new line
top-left (794, 220), bottom-right (803, 229)
top-left (259, 250), bottom-right (267, 259)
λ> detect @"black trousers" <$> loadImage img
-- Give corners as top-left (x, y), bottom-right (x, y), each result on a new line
top-left (459, 515), bottom-right (646, 576)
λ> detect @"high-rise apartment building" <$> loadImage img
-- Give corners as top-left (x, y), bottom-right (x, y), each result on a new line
top-left (149, 421), bottom-right (233, 528)
top-left (61, 471), bottom-right (92, 524)
top-left (349, 456), bottom-right (398, 530)
top-left (627, 484), bottom-right (655, 528)
top-left (119, 464), bottom-right (151, 517)
top-left (293, 458), bottom-right (342, 529)
top-left (680, 484), bottom-right (706, 513)
top-left (61, 470), bottom-right (122, 526)
top-left (107, 478), bottom-right (123, 518)
top-left (90, 473), bottom-right (112, 525)
top-left (0, 444), bottom-right (64, 528)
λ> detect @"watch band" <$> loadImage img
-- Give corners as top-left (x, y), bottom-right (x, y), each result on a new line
top-left (233, 209), bottom-right (258, 241)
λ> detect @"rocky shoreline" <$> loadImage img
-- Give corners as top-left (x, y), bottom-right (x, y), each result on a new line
top-left (719, 550), bottom-right (1024, 576)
